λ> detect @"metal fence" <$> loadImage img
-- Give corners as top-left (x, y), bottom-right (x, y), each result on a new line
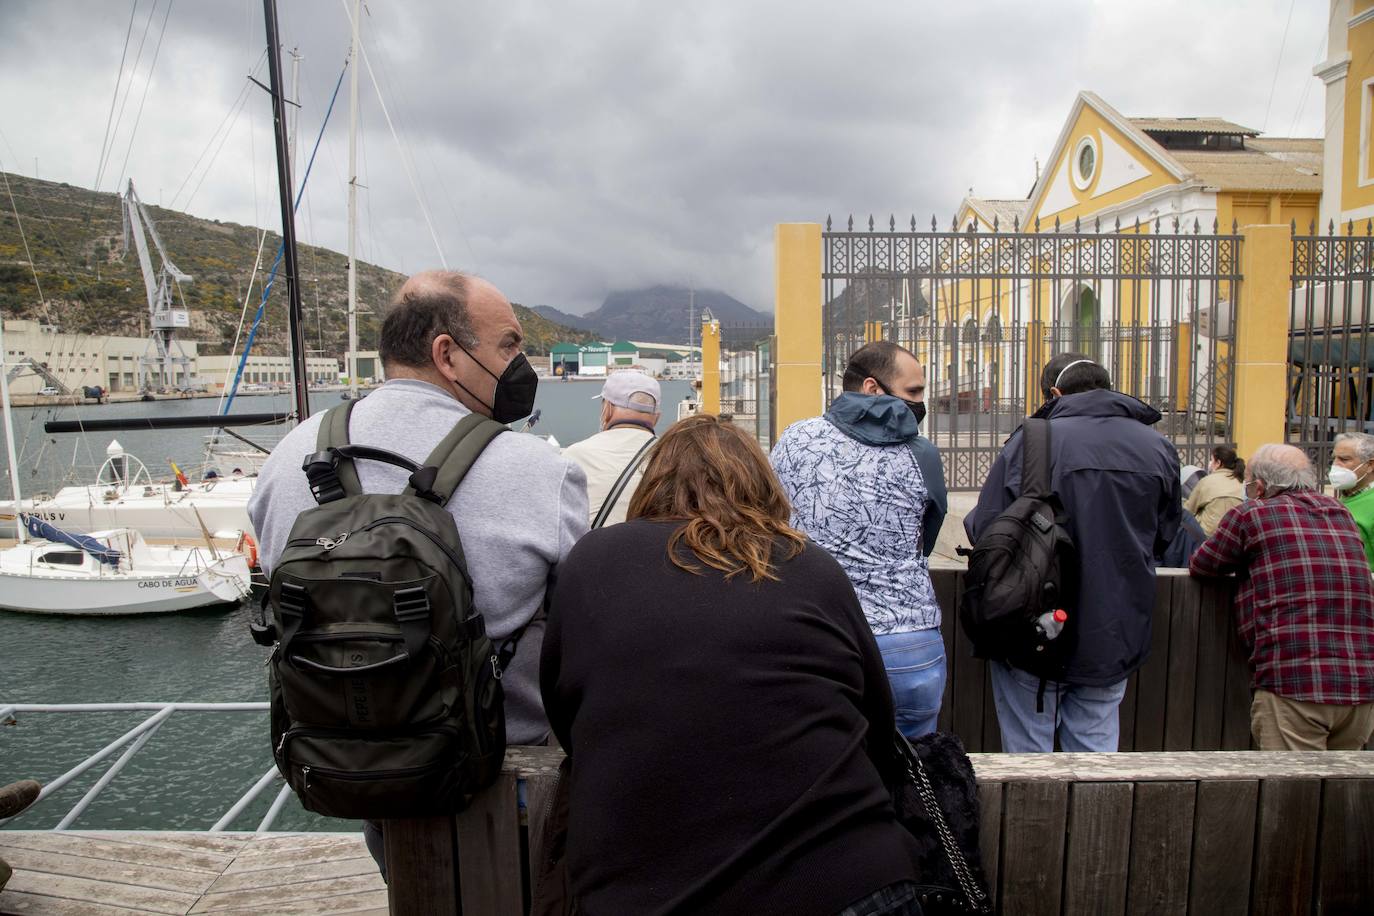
top-left (0, 702), bottom-right (295, 832)
top-left (718, 322), bottom-right (775, 448)
top-left (1287, 223), bottom-right (1374, 472)
top-left (823, 216), bottom-right (1241, 489)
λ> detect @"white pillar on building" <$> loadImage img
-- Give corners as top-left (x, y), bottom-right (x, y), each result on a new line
top-left (1316, 0), bottom-right (1353, 229)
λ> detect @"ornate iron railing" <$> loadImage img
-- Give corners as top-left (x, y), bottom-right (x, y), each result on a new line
top-left (823, 215), bottom-right (1241, 488)
top-left (1288, 221), bottom-right (1374, 471)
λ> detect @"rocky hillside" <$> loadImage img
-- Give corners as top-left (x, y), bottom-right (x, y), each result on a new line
top-left (0, 173), bottom-right (596, 355)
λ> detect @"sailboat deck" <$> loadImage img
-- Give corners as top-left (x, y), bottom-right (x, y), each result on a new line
top-left (0, 831), bottom-right (386, 915)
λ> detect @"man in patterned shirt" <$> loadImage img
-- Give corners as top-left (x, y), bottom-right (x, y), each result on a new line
top-left (771, 341), bottom-right (947, 739)
top-left (1190, 443), bottom-right (1374, 750)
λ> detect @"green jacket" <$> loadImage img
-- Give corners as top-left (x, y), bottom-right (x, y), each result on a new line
top-left (1340, 486), bottom-right (1374, 570)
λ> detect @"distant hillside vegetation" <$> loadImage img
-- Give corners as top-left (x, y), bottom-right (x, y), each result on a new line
top-left (534, 285), bottom-right (770, 345)
top-left (0, 173), bottom-right (596, 355)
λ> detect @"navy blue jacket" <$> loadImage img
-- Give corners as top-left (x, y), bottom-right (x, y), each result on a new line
top-left (964, 389), bottom-right (1182, 686)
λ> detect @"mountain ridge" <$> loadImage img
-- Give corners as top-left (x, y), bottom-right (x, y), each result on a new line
top-left (533, 285), bottom-right (770, 345)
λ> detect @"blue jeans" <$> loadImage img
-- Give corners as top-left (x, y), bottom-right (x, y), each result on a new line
top-left (990, 661), bottom-right (1127, 753)
top-left (874, 629), bottom-right (946, 740)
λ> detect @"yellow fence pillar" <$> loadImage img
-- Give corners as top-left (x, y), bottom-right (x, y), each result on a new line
top-left (774, 223), bottom-right (824, 431)
top-left (1233, 225), bottom-right (1291, 459)
top-left (700, 317), bottom-right (721, 416)
top-left (1173, 321), bottom-right (1192, 412)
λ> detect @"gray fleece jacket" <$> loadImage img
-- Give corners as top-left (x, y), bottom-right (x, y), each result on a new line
top-left (248, 378), bottom-right (589, 744)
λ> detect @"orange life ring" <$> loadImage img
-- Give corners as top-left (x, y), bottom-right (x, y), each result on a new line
top-left (239, 532), bottom-right (260, 570)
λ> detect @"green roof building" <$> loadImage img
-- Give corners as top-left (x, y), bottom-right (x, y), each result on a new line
top-left (610, 339), bottom-right (639, 366)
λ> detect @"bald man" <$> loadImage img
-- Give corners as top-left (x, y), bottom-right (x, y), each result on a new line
top-left (249, 271), bottom-right (588, 875)
top-left (1191, 443), bottom-right (1374, 750)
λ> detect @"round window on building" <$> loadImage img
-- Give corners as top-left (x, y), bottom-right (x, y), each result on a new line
top-left (1072, 136), bottom-right (1098, 190)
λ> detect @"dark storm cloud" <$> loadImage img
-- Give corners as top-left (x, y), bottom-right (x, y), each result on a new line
top-left (0, 0), bottom-right (1329, 314)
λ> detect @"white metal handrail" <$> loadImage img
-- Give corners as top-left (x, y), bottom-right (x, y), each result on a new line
top-left (0, 702), bottom-right (291, 833)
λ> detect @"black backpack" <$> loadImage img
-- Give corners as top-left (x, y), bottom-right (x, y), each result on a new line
top-left (958, 418), bottom-right (1077, 684)
top-left (254, 402), bottom-right (511, 819)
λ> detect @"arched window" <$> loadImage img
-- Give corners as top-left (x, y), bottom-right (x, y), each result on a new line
top-left (1059, 285), bottom-right (1101, 358)
top-left (982, 314), bottom-right (1003, 343)
top-left (961, 318), bottom-right (979, 344)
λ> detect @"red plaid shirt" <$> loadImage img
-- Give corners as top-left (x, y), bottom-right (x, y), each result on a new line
top-left (1190, 489), bottom-right (1374, 705)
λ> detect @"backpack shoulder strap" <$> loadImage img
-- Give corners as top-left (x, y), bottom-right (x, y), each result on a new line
top-left (408, 412), bottom-right (507, 505)
top-left (1021, 417), bottom-right (1052, 500)
top-left (315, 402), bottom-right (361, 497)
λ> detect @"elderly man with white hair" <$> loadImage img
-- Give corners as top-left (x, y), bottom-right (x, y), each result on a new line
top-left (1331, 431), bottom-right (1374, 570)
top-left (1190, 443), bottom-right (1374, 750)
top-left (562, 370), bottom-right (662, 527)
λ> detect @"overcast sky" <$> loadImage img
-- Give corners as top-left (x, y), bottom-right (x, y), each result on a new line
top-left (0, 0), bottom-right (1331, 314)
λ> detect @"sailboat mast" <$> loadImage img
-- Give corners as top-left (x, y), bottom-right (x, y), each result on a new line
top-left (346, 0), bottom-right (360, 399)
top-left (0, 316), bottom-right (27, 543)
top-left (262, 0), bottom-right (311, 421)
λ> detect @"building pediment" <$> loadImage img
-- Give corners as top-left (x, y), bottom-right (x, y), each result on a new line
top-left (1025, 92), bottom-right (1188, 227)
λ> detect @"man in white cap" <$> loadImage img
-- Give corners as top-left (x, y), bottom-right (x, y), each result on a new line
top-left (563, 370), bottom-right (662, 527)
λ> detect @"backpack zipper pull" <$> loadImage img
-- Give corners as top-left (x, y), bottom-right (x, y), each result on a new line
top-left (490, 654), bottom-right (502, 681)
top-left (302, 765), bottom-right (312, 790)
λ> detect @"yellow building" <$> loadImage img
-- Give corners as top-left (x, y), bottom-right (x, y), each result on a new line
top-left (958, 91), bottom-right (1321, 241)
top-left (1316, 0), bottom-right (1374, 227)
top-left (934, 90), bottom-right (1326, 413)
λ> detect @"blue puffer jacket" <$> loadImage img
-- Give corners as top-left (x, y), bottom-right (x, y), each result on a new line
top-left (964, 389), bottom-right (1181, 686)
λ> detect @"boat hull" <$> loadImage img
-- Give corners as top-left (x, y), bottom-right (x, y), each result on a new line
top-left (0, 570), bottom-right (238, 615)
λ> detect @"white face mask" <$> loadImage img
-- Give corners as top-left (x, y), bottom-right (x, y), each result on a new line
top-left (1330, 464), bottom-right (1360, 491)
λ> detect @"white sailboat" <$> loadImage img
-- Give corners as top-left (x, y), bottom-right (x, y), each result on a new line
top-left (0, 523), bottom-right (251, 616)
top-left (0, 439), bottom-right (255, 540)
top-left (0, 324), bottom-right (253, 616)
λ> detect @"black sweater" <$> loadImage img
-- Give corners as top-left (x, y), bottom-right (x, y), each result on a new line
top-left (540, 519), bottom-right (918, 916)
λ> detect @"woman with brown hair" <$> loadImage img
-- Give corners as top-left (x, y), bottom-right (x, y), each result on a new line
top-left (1185, 445), bottom-right (1246, 536)
top-left (540, 414), bottom-right (921, 916)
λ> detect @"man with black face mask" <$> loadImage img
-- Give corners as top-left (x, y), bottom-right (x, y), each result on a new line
top-left (771, 340), bottom-right (948, 740)
top-left (248, 270), bottom-right (588, 878)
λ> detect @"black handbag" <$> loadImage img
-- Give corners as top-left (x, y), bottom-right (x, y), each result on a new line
top-left (890, 729), bottom-right (993, 914)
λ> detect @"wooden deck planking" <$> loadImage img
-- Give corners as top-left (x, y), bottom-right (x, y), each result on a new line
top-left (0, 845), bottom-right (217, 896)
top-left (0, 832), bottom-right (384, 916)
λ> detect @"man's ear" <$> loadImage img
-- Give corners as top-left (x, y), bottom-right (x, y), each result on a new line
top-left (1050, 386), bottom-right (1063, 398)
top-left (861, 377), bottom-right (883, 396)
top-left (432, 334), bottom-right (458, 382)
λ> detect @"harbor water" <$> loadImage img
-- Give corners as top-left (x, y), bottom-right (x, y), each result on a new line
top-left (0, 377), bottom-right (691, 831)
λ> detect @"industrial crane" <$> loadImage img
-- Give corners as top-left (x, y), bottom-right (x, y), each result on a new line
top-left (122, 179), bottom-right (194, 394)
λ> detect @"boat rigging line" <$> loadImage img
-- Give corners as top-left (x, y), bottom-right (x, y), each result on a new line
top-left (93, 0), bottom-right (159, 195)
top-left (112, 0), bottom-right (177, 197)
top-left (339, 0), bottom-right (448, 268)
top-left (91, 0), bottom-right (142, 198)
top-left (220, 50), bottom-right (349, 417)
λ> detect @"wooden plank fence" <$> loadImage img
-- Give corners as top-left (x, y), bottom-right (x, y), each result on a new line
top-left (933, 566), bottom-right (1373, 753)
top-left (389, 747), bottom-right (1374, 915)
top-left (380, 568), bottom-right (1374, 914)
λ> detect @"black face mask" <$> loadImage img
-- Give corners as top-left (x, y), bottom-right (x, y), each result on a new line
top-left (453, 344), bottom-right (539, 424)
top-left (879, 383), bottom-right (926, 427)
